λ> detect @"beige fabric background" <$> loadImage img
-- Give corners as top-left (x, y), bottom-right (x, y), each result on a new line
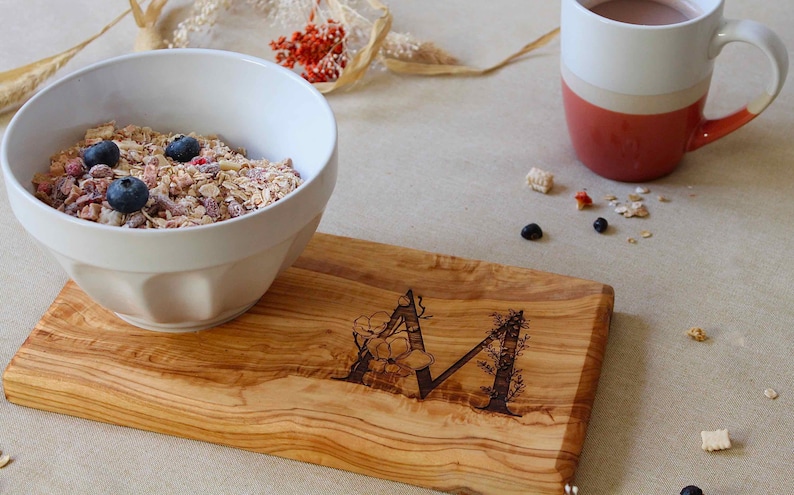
top-left (1, 1), bottom-right (792, 493)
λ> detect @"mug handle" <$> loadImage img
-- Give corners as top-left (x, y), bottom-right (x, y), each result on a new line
top-left (687, 19), bottom-right (789, 151)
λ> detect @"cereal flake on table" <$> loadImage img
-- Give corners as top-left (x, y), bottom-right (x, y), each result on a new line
top-left (687, 327), bottom-right (708, 342)
top-left (32, 122), bottom-right (302, 228)
top-left (526, 167), bottom-right (554, 193)
top-left (701, 429), bottom-right (731, 452)
top-left (0, 452), bottom-right (9, 468)
top-left (615, 201), bottom-right (649, 218)
top-left (764, 388), bottom-right (779, 399)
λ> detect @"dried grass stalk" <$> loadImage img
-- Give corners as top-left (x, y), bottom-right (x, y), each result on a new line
top-left (399, 41), bottom-right (458, 66)
top-left (382, 26), bottom-right (560, 76)
top-left (0, 8), bottom-right (132, 114)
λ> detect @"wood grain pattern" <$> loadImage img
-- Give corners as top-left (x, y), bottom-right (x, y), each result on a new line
top-left (3, 233), bottom-right (613, 495)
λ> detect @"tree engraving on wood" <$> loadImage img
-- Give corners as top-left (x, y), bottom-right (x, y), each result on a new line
top-left (337, 289), bottom-right (529, 416)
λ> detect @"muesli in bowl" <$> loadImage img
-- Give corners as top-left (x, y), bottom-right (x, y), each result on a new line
top-left (33, 122), bottom-right (303, 229)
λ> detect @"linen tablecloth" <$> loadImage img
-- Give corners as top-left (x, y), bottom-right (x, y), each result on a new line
top-left (1, 1), bottom-right (792, 493)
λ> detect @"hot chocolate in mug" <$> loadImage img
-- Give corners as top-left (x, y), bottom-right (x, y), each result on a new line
top-left (561, 0), bottom-right (789, 182)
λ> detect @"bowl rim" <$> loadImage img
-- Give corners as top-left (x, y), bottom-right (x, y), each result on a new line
top-left (0, 48), bottom-right (337, 237)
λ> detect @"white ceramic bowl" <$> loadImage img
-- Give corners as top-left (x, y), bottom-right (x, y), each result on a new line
top-left (1, 49), bottom-right (337, 332)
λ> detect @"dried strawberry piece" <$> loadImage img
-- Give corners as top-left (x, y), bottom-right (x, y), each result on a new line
top-left (574, 191), bottom-right (593, 210)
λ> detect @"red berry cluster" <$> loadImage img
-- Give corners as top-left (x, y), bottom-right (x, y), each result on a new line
top-left (270, 19), bottom-right (348, 83)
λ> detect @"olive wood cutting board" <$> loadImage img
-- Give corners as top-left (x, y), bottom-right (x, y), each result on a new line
top-left (3, 233), bottom-right (613, 495)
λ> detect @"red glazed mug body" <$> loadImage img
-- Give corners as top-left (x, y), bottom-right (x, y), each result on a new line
top-left (561, 0), bottom-right (788, 182)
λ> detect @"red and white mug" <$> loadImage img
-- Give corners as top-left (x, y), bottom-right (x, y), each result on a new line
top-left (561, 0), bottom-right (789, 182)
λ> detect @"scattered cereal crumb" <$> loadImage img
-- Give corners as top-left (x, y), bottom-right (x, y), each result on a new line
top-left (657, 195), bottom-right (670, 202)
top-left (635, 186), bottom-right (650, 194)
top-left (615, 202), bottom-right (649, 218)
top-left (640, 230), bottom-right (653, 238)
top-left (764, 388), bottom-right (779, 399)
top-left (627, 193), bottom-right (643, 202)
top-left (687, 327), bottom-right (708, 341)
top-left (701, 429), bottom-right (731, 452)
top-left (0, 453), bottom-right (9, 469)
top-left (526, 167), bottom-right (554, 194)
top-left (627, 237), bottom-right (637, 244)
top-left (603, 194), bottom-right (617, 201)
top-left (574, 190), bottom-right (593, 210)
top-left (33, 123), bottom-right (302, 229)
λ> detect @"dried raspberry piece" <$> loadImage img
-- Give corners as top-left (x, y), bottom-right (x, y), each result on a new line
top-left (55, 176), bottom-right (76, 198)
top-left (89, 164), bottom-right (114, 178)
top-left (64, 158), bottom-right (86, 178)
top-left (36, 182), bottom-right (53, 195)
top-left (226, 199), bottom-right (246, 218)
top-left (152, 194), bottom-right (187, 217)
top-left (124, 212), bottom-right (147, 228)
top-left (200, 197), bottom-right (220, 219)
top-left (197, 163), bottom-right (220, 177)
top-left (246, 167), bottom-right (270, 182)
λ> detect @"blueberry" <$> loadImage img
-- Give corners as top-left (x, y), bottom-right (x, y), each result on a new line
top-left (83, 140), bottom-right (120, 169)
top-left (165, 135), bottom-right (201, 162)
top-left (680, 486), bottom-right (703, 495)
top-left (106, 177), bottom-right (149, 213)
top-left (520, 223), bottom-right (543, 241)
top-left (593, 217), bottom-right (608, 233)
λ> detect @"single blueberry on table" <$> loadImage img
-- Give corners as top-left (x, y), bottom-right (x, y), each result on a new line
top-left (165, 135), bottom-right (201, 162)
top-left (680, 486), bottom-right (703, 495)
top-left (83, 140), bottom-right (120, 169)
top-left (593, 217), bottom-right (608, 233)
top-left (106, 177), bottom-right (150, 213)
top-left (521, 223), bottom-right (543, 241)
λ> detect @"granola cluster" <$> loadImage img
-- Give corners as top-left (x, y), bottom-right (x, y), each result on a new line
top-left (32, 122), bottom-right (302, 228)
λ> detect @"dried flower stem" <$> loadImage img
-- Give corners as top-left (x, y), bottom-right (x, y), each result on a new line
top-left (382, 26), bottom-right (560, 76)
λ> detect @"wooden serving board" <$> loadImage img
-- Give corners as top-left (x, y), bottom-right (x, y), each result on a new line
top-left (3, 233), bottom-right (613, 495)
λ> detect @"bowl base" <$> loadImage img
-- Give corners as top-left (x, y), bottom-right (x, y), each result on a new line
top-left (114, 301), bottom-right (258, 333)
